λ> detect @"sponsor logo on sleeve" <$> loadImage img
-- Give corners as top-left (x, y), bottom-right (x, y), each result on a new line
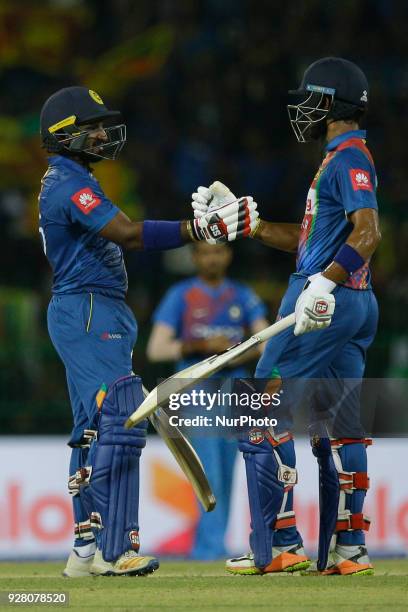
top-left (349, 169), bottom-right (373, 192)
top-left (70, 187), bottom-right (101, 214)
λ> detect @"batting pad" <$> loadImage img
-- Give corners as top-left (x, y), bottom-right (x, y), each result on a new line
top-left (81, 375), bottom-right (148, 562)
top-left (239, 435), bottom-right (300, 568)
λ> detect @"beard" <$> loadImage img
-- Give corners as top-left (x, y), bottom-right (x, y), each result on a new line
top-left (308, 119), bottom-right (328, 142)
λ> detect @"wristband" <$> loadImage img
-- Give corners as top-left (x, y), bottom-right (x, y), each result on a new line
top-left (142, 220), bottom-right (183, 251)
top-left (186, 219), bottom-right (199, 242)
top-left (333, 243), bottom-right (365, 275)
top-left (250, 217), bottom-right (261, 238)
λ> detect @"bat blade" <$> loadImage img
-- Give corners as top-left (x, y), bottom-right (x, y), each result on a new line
top-left (149, 407), bottom-right (216, 512)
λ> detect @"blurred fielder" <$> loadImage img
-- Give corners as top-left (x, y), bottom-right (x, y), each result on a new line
top-left (192, 57), bottom-right (381, 575)
top-left (147, 241), bottom-right (268, 559)
top-left (38, 86), bottom-right (259, 576)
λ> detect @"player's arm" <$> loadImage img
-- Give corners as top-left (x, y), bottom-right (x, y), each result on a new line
top-left (99, 211), bottom-right (192, 250)
top-left (322, 208), bottom-right (381, 283)
top-left (99, 195), bottom-right (259, 250)
top-left (251, 220), bottom-right (301, 253)
top-left (147, 322), bottom-right (233, 362)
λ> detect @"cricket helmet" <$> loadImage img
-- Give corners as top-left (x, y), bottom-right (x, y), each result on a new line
top-left (287, 57), bottom-right (369, 143)
top-left (40, 86), bottom-right (126, 161)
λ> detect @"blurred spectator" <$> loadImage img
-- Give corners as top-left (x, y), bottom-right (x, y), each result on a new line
top-left (146, 242), bottom-right (268, 559)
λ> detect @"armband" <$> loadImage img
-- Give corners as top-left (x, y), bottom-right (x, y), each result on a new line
top-left (142, 220), bottom-right (183, 251)
top-left (333, 244), bottom-right (365, 275)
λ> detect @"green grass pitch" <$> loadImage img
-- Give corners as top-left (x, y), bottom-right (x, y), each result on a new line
top-left (1, 559), bottom-right (407, 610)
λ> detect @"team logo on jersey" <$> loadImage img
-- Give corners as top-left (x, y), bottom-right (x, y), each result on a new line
top-left (349, 169), bottom-right (373, 192)
top-left (249, 429), bottom-right (264, 445)
top-left (229, 305), bottom-right (241, 320)
top-left (71, 187), bottom-right (102, 214)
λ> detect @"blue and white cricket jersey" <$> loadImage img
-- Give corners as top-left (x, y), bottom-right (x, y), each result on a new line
top-left (39, 155), bottom-right (127, 298)
top-left (153, 277), bottom-right (266, 376)
top-left (296, 129), bottom-right (378, 289)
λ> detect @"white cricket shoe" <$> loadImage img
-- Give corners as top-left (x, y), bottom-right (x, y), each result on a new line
top-left (90, 549), bottom-right (159, 576)
top-left (63, 548), bottom-right (95, 577)
top-left (226, 543), bottom-right (310, 575)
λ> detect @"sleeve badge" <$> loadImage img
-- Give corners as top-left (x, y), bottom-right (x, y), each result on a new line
top-left (70, 187), bottom-right (102, 214)
top-left (349, 168), bottom-right (373, 191)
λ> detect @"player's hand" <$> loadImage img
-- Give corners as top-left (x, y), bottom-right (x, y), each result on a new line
top-left (191, 182), bottom-right (236, 218)
top-left (191, 196), bottom-right (259, 244)
top-left (294, 273), bottom-right (336, 336)
top-left (191, 186), bottom-right (212, 218)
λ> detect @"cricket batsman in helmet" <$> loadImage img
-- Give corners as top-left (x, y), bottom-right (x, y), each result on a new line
top-left (192, 57), bottom-right (380, 575)
top-left (38, 86), bottom-right (259, 576)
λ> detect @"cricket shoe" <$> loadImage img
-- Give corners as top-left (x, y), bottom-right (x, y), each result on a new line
top-left (303, 545), bottom-right (374, 576)
top-left (226, 544), bottom-right (311, 575)
top-left (90, 549), bottom-right (159, 576)
top-left (63, 548), bottom-right (95, 577)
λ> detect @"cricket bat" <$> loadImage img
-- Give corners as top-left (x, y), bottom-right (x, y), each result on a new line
top-left (126, 313), bottom-right (295, 429)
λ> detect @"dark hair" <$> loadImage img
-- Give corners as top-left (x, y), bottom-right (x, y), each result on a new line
top-left (329, 100), bottom-right (366, 124)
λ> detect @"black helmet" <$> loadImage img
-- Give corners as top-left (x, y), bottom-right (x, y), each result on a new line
top-left (40, 86), bottom-right (126, 161)
top-left (287, 57), bottom-right (369, 143)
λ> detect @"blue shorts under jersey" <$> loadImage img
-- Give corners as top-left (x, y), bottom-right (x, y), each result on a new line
top-left (38, 155), bottom-right (127, 298)
top-left (296, 129), bottom-right (378, 290)
top-left (153, 277), bottom-right (266, 378)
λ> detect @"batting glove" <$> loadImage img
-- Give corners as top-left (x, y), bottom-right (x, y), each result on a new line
top-left (191, 182), bottom-right (237, 218)
top-left (191, 196), bottom-right (259, 244)
top-left (294, 273), bottom-right (336, 336)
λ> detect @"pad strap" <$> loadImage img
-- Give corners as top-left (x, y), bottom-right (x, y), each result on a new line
top-left (331, 437), bottom-right (372, 449)
top-left (274, 511), bottom-right (296, 530)
top-left (265, 430), bottom-right (293, 447)
top-left (68, 467), bottom-right (92, 496)
top-left (339, 471), bottom-right (370, 492)
top-left (336, 511), bottom-right (371, 532)
top-left (90, 512), bottom-right (103, 530)
top-left (70, 429), bottom-right (98, 449)
top-left (74, 520), bottom-right (94, 540)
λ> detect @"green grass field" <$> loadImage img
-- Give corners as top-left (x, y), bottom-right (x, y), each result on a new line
top-left (1, 559), bottom-right (407, 611)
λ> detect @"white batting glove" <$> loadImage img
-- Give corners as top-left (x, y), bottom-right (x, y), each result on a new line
top-left (191, 182), bottom-right (237, 218)
top-left (294, 273), bottom-right (336, 336)
top-left (191, 196), bottom-right (259, 244)
top-left (191, 186), bottom-right (212, 218)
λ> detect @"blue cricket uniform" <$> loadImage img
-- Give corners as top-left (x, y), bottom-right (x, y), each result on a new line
top-left (39, 155), bottom-right (137, 540)
top-left (153, 277), bottom-right (266, 559)
top-left (40, 155), bottom-right (136, 442)
top-left (257, 130), bottom-right (379, 382)
top-left (249, 130), bottom-right (379, 556)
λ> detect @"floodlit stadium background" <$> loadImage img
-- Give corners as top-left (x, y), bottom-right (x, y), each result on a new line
top-left (0, 0), bottom-right (407, 559)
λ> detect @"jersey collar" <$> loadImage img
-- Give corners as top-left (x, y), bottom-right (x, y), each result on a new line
top-left (48, 155), bottom-right (91, 177)
top-left (196, 277), bottom-right (229, 294)
top-left (325, 129), bottom-right (367, 152)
